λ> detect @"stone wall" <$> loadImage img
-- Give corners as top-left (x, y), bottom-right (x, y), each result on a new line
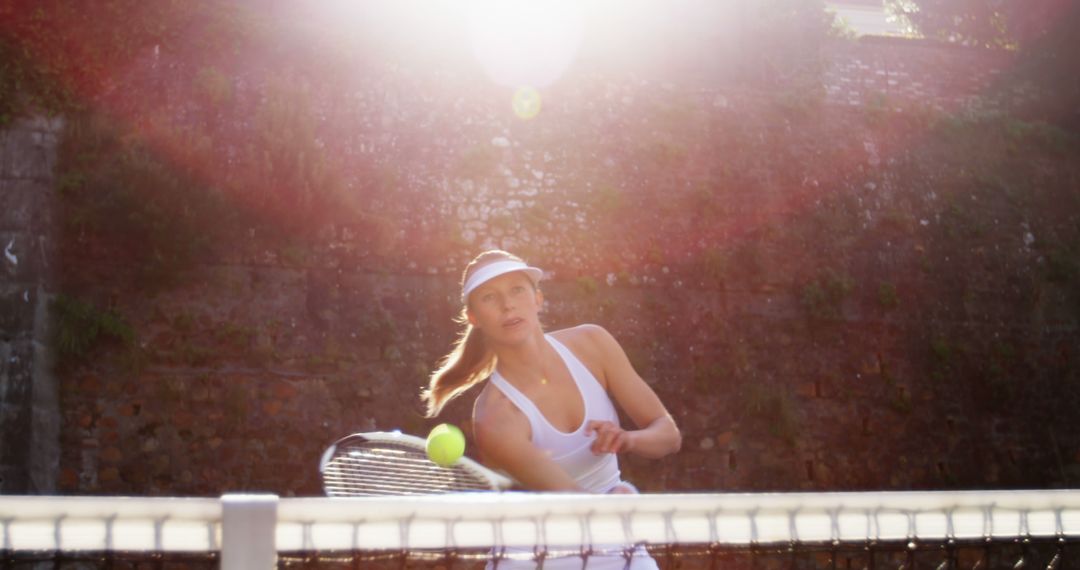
top-left (0, 116), bottom-right (63, 492)
top-left (5, 36), bottom-right (1079, 496)
top-left (823, 37), bottom-right (1029, 112)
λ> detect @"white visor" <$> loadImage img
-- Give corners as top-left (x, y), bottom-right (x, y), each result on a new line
top-left (461, 260), bottom-right (543, 303)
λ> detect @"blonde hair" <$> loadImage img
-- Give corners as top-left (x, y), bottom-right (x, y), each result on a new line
top-left (422, 250), bottom-right (536, 417)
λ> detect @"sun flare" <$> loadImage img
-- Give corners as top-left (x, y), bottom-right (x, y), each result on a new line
top-left (302, 0), bottom-right (739, 92)
top-left (466, 0), bottom-right (585, 89)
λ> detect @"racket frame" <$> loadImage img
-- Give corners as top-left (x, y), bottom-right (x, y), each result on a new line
top-left (319, 430), bottom-right (514, 496)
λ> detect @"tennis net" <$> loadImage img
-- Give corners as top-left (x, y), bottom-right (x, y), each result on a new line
top-left (2, 490), bottom-right (1079, 569)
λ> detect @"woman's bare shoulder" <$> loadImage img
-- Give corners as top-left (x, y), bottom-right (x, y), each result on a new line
top-left (549, 324), bottom-right (617, 374)
top-left (473, 382), bottom-right (509, 423)
top-left (550, 323), bottom-right (615, 353)
top-left (550, 323), bottom-right (609, 344)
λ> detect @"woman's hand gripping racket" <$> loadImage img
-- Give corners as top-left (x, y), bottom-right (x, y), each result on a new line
top-left (319, 431), bottom-right (515, 496)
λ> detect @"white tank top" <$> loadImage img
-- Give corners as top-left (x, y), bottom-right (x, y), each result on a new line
top-left (486, 336), bottom-right (656, 569)
top-left (489, 335), bottom-right (622, 493)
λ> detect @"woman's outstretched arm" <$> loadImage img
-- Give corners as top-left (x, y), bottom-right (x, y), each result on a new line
top-left (572, 324), bottom-right (682, 459)
top-left (472, 387), bottom-right (586, 491)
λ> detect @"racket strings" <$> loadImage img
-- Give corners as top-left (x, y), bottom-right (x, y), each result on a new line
top-left (323, 441), bottom-right (492, 496)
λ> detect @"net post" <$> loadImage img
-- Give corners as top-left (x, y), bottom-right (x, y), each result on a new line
top-left (221, 494), bottom-right (279, 570)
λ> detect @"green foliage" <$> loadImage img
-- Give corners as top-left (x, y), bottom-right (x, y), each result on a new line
top-left (457, 144), bottom-right (498, 179)
top-left (827, 9), bottom-right (860, 41)
top-left (52, 294), bottom-right (134, 361)
top-left (693, 361), bottom-right (727, 393)
top-left (741, 0), bottom-right (835, 89)
top-left (359, 306), bottom-right (398, 345)
top-left (654, 97), bottom-right (699, 133)
top-left (591, 185), bottom-right (623, 213)
top-left (1003, 119), bottom-right (1076, 155)
top-left (194, 66), bottom-right (234, 108)
top-left (224, 384), bottom-right (250, 421)
top-left (597, 297), bottom-right (617, 319)
top-left (863, 93), bottom-right (893, 126)
top-left (576, 276), bottom-right (599, 296)
top-left (774, 85), bottom-right (826, 120)
top-left (700, 247), bottom-right (728, 287)
top-left (489, 211), bottom-right (515, 234)
top-left (732, 242), bottom-right (763, 277)
top-left (279, 245), bottom-right (310, 268)
top-left (936, 111), bottom-right (997, 145)
top-left (939, 196), bottom-right (981, 239)
top-left (1014, 6), bottom-right (1080, 130)
top-left (888, 386), bottom-right (913, 415)
top-left (7, 1), bottom-right (352, 291)
top-left (646, 244), bottom-right (665, 266)
top-left (688, 181), bottom-right (723, 220)
top-left (522, 202), bottom-right (552, 231)
top-left (179, 342), bottom-right (214, 367)
top-left (888, 1), bottom-right (1080, 130)
top-left (245, 74), bottom-right (348, 232)
top-left (878, 282), bottom-right (900, 310)
top-left (355, 213), bottom-right (401, 259)
top-left (885, 0), bottom-right (1013, 47)
top-left (30, 5), bottom-right (358, 293)
top-left (0, 1), bottom-right (262, 121)
top-left (0, 37), bottom-right (64, 127)
top-left (381, 345), bottom-right (403, 365)
top-left (647, 140), bottom-right (688, 168)
top-left (623, 342), bottom-right (653, 378)
top-left (58, 113), bottom-right (233, 289)
top-left (215, 322), bottom-right (255, 350)
top-left (800, 269), bottom-right (854, 320)
top-left (974, 170), bottom-right (1024, 207)
top-left (880, 359), bottom-right (912, 414)
top-left (990, 340), bottom-right (1018, 367)
top-left (1044, 246), bottom-right (1078, 284)
top-left (172, 311), bottom-right (196, 334)
top-left (930, 336), bottom-right (953, 365)
top-left (741, 383), bottom-right (799, 445)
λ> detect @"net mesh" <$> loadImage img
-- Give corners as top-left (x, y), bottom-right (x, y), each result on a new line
top-left (2, 540), bottom-right (1076, 569)
top-left (272, 540), bottom-right (1077, 569)
top-left (0, 551), bottom-right (218, 568)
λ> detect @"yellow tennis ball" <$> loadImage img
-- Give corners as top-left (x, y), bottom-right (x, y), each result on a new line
top-left (426, 423), bottom-right (465, 467)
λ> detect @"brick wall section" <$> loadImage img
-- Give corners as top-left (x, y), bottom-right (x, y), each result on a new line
top-left (4, 38), bottom-right (1078, 496)
top-left (0, 116), bottom-right (63, 492)
top-left (823, 37), bottom-right (1028, 112)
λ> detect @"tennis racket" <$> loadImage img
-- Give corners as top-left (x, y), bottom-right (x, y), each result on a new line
top-left (319, 431), bottom-right (515, 496)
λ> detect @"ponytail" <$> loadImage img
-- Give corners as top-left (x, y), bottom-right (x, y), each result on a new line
top-left (422, 308), bottom-right (496, 417)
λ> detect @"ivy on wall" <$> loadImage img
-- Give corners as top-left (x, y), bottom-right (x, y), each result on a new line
top-left (0, 0), bottom-right (373, 295)
top-left (0, 0), bottom-right (263, 123)
top-left (57, 112), bottom-right (239, 291)
top-left (52, 294), bottom-right (133, 364)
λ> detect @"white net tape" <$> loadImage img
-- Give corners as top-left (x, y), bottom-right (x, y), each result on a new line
top-left (2, 490), bottom-right (1079, 566)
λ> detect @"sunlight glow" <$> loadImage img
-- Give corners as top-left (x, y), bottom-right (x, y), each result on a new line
top-left (466, 0), bottom-right (585, 89)
top-left (302, 0), bottom-right (741, 89)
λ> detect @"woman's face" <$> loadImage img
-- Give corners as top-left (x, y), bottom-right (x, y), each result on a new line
top-left (466, 270), bottom-right (543, 344)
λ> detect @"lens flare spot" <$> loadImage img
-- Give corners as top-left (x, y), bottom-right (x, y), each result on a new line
top-left (512, 87), bottom-right (542, 120)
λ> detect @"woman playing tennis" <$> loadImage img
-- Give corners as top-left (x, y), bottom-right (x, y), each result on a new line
top-left (423, 250), bottom-right (681, 568)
